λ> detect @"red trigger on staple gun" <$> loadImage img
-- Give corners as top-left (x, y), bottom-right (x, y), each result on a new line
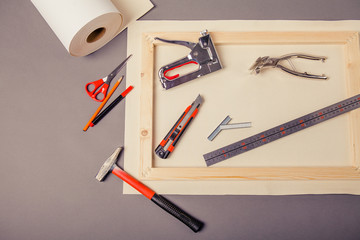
top-left (163, 61), bottom-right (198, 80)
top-left (155, 30), bottom-right (222, 90)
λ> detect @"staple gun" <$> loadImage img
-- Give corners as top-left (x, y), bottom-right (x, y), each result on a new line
top-left (155, 30), bottom-right (222, 90)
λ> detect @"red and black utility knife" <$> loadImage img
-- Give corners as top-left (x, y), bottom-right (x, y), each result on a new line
top-left (155, 94), bottom-right (203, 159)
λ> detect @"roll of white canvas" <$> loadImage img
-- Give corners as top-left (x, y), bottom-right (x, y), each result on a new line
top-left (31, 0), bottom-right (131, 56)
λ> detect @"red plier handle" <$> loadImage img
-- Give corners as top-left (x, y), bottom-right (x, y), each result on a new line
top-left (85, 79), bottom-right (109, 102)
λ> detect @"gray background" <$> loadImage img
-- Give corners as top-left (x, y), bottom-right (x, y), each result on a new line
top-left (1, 0), bottom-right (360, 239)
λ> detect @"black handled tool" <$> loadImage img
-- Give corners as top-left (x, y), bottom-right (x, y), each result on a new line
top-left (90, 85), bottom-right (134, 127)
top-left (155, 94), bottom-right (203, 159)
top-left (96, 147), bottom-right (203, 232)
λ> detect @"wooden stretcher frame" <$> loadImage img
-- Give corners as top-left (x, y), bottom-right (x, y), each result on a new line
top-left (139, 31), bottom-right (360, 180)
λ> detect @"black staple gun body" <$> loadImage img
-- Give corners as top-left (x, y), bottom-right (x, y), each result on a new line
top-left (155, 30), bottom-right (222, 90)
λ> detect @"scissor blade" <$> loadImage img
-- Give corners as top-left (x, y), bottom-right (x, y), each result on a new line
top-left (106, 54), bottom-right (133, 82)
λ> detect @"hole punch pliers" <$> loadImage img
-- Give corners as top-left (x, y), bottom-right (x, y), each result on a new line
top-left (250, 53), bottom-right (328, 79)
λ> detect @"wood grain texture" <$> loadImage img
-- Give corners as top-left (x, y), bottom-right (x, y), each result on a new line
top-left (147, 167), bottom-right (360, 180)
top-left (139, 33), bottom-right (155, 177)
top-left (345, 32), bottom-right (360, 168)
top-left (139, 31), bottom-right (360, 180)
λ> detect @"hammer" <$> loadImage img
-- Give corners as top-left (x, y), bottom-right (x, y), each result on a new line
top-left (96, 147), bottom-right (203, 232)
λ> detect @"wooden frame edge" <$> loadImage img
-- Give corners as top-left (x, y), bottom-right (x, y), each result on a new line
top-left (139, 31), bottom-right (360, 180)
top-left (139, 33), bottom-right (155, 178)
top-left (344, 32), bottom-right (360, 169)
top-left (147, 167), bottom-right (360, 180)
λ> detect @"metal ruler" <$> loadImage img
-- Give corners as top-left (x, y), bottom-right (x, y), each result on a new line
top-left (203, 94), bottom-right (360, 167)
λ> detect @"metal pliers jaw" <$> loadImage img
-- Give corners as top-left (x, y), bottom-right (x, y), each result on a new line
top-left (250, 53), bottom-right (328, 79)
top-left (155, 30), bottom-right (223, 90)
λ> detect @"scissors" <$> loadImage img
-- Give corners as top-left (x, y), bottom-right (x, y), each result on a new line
top-left (85, 55), bottom-right (132, 102)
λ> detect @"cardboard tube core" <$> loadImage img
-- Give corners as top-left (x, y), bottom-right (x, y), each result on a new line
top-left (87, 27), bottom-right (106, 43)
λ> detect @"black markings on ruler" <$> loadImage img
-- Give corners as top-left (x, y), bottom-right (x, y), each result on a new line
top-left (203, 94), bottom-right (360, 167)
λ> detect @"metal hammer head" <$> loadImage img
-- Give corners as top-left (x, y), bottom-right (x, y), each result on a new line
top-left (95, 147), bottom-right (122, 182)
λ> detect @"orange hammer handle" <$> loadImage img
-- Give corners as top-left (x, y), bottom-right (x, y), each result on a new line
top-left (111, 166), bottom-right (203, 232)
top-left (112, 167), bottom-right (155, 199)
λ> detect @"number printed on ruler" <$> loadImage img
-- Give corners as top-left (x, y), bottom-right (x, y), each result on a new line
top-left (203, 94), bottom-right (360, 167)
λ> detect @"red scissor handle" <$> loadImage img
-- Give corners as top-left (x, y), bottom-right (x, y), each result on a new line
top-left (164, 61), bottom-right (198, 80)
top-left (85, 79), bottom-right (109, 102)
